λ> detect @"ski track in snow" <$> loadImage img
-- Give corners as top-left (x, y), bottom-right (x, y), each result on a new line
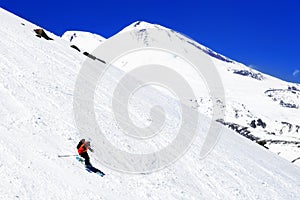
top-left (0, 8), bottom-right (299, 200)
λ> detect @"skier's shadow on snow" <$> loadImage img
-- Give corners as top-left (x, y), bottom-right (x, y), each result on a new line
top-left (76, 156), bottom-right (105, 176)
top-left (86, 165), bottom-right (103, 173)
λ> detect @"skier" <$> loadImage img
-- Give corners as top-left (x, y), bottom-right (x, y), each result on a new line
top-left (77, 139), bottom-right (94, 166)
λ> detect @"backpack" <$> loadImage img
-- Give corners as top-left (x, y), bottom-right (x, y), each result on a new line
top-left (77, 140), bottom-right (84, 149)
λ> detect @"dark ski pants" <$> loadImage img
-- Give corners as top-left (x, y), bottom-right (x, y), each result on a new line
top-left (79, 152), bottom-right (91, 166)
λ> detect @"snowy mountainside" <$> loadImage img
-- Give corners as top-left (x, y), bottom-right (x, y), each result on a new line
top-left (0, 7), bottom-right (300, 200)
top-left (117, 21), bottom-right (300, 165)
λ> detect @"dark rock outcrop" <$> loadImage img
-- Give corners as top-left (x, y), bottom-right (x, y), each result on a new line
top-left (34, 29), bottom-right (53, 40)
top-left (70, 45), bottom-right (80, 52)
top-left (233, 70), bottom-right (264, 80)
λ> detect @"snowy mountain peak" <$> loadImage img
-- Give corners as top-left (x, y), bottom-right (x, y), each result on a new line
top-left (119, 21), bottom-right (234, 64)
top-left (61, 30), bottom-right (106, 53)
top-left (121, 21), bottom-right (169, 32)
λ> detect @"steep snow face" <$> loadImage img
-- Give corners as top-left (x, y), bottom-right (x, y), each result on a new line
top-left (62, 30), bottom-right (106, 53)
top-left (0, 8), bottom-right (300, 200)
top-left (115, 21), bottom-right (300, 166)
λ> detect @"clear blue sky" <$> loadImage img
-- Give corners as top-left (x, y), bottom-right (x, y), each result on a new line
top-left (1, 0), bottom-right (300, 83)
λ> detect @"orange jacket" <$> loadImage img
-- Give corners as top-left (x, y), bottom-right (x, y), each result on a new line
top-left (78, 143), bottom-right (87, 154)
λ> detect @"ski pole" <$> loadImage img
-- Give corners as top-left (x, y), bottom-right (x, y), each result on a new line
top-left (58, 154), bottom-right (78, 158)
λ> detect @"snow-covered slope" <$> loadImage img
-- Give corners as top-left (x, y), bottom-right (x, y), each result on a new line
top-left (0, 7), bottom-right (299, 200)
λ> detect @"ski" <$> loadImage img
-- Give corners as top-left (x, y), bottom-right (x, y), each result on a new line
top-left (76, 156), bottom-right (105, 177)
